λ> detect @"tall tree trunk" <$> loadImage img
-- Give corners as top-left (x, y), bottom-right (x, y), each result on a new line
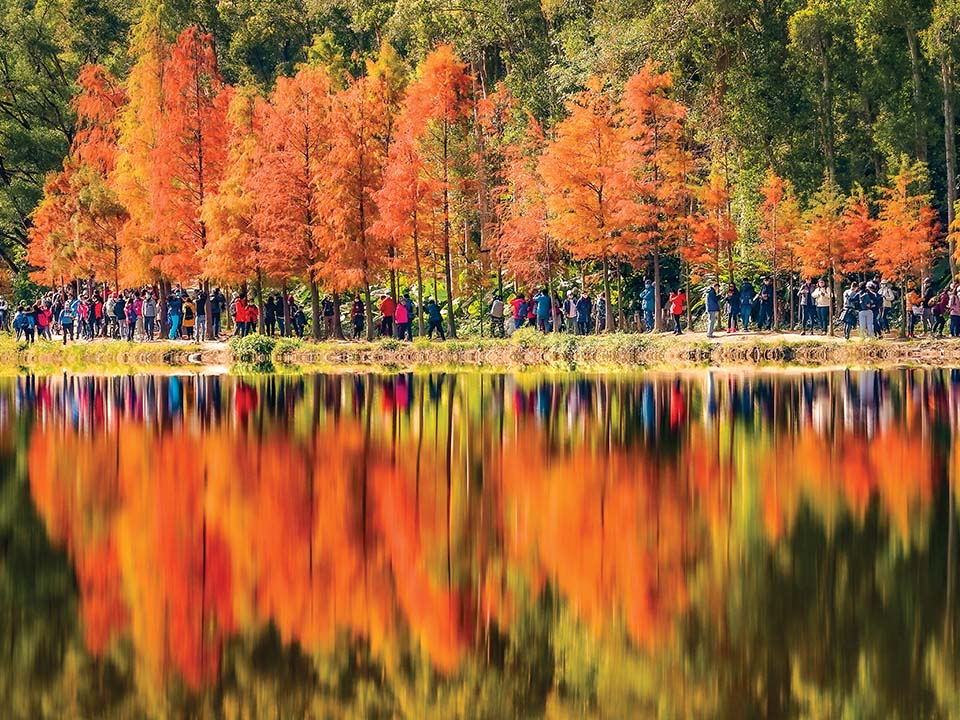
top-left (442, 121), bottom-right (457, 339)
top-left (364, 280), bottom-right (374, 341)
top-left (653, 248), bottom-right (662, 331)
top-left (281, 279), bottom-right (291, 337)
top-left (309, 278), bottom-right (321, 341)
top-left (601, 255), bottom-right (612, 333)
top-left (944, 58), bottom-right (958, 279)
top-left (332, 291), bottom-right (345, 339)
top-left (906, 27), bottom-right (927, 163)
top-left (254, 272), bottom-right (264, 335)
top-left (413, 227), bottom-right (425, 337)
top-left (159, 279), bottom-right (170, 336)
top-left (819, 42), bottom-right (837, 183)
top-left (204, 279), bottom-right (214, 340)
top-left (616, 260), bottom-right (624, 330)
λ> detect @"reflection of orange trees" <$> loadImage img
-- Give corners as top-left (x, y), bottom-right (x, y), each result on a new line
top-left (28, 418), bottom-right (471, 690)
top-left (499, 439), bottom-right (694, 651)
top-left (758, 429), bottom-right (933, 543)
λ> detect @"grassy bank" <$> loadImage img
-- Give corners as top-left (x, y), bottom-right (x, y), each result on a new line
top-left (0, 336), bottom-right (229, 375)
top-left (4, 329), bottom-right (960, 374)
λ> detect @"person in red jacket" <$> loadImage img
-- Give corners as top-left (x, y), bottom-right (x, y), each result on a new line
top-left (669, 287), bottom-right (686, 335)
top-left (379, 293), bottom-right (396, 337)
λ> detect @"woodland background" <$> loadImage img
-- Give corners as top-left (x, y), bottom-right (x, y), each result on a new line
top-left (4, 0), bottom-right (960, 334)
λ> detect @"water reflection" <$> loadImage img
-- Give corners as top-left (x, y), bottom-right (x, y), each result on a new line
top-left (5, 369), bottom-right (960, 717)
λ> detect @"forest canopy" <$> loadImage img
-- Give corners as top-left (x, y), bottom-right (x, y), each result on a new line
top-left (7, 0), bottom-right (960, 334)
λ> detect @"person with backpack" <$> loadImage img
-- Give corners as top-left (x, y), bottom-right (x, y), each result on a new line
top-left (59, 303), bottom-right (75, 345)
top-left (725, 284), bottom-right (741, 333)
top-left (125, 297), bottom-right (138, 341)
top-left (351, 295), bottom-right (365, 339)
top-left (425, 298), bottom-right (446, 340)
top-left (575, 293), bottom-right (592, 335)
top-left (704, 283), bottom-right (720, 338)
top-left (739, 280), bottom-right (755, 331)
top-left (321, 295), bottom-right (336, 338)
top-left (640, 282), bottom-right (655, 332)
top-left (510, 293), bottom-right (528, 330)
top-left (842, 283), bottom-right (859, 340)
top-left (142, 293), bottom-right (157, 340)
top-left (182, 296), bottom-right (196, 339)
top-left (489, 294), bottom-right (505, 338)
top-left (535, 289), bottom-right (552, 333)
top-left (168, 293), bottom-right (183, 340)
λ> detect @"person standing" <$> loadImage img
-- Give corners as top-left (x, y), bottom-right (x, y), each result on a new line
top-left (402, 293), bottom-right (414, 340)
top-left (798, 279), bottom-right (815, 335)
top-left (321, 295), bottom-right (336, 338)
top-left (575, 293), bottom-right (592, 335)
top-left (167, 292), bottom-right (183, 340)
top-left (395, 298), bottom-right (410, 340)
top-left (812, 279), bottom-right (832, 334)
top-left (739, 279), bottom-right (755, 331)
top-left (425, 298), bottom-right (446, 340)
top-left (510, 293), bottom-right (528, 330)
top-left (535, 289), bottom-right (551, 333)
top-left (263, 296), bottom-right (277, 336)
top-left (489, 294), bottom-right (505, 338)
top-left (182, 295), bottom-right (196, 340)
top-left (351, 295), bottom-right (365, 339)
top-left (563, 291), bottom-right (578, 333)
top-left (669, 287), bottom-right (686, 335)
top-left (195, 288), bottom-right (208, 340)
top-left (948, 284), bottom-right (960, 338)
top-left (59, 303), bottom-right (74, 345)
top-left (725, 284), bottom-right (740, 333)
top-left (142, 293), bottom-right (157, 340)
top-left (595, 293), bottom-right (607, 333)
top-left (640, 281), bottom-right (655, 332)
top-left (705, 283), bottom-right (720, 338)
top-left (379, 293), bottom-right (396, 337)
top-left (211, 288), bottom-right (225, 339)
top-left (842, 283), bottom-right (859, 340)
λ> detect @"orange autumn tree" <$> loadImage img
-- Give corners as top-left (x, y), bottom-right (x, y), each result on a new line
top-left (113, 3), bottom-right (170, 291)
top-left (497, 117), bottom-right (561, 293)
top-left (28, 65), bottom-right (128, 289)
top-left (203, 90), bottom-right (293, 333)
top-left (153, 27), bottom-right (232, 338)
top-left (687, 169), bottom-right (737, 285)
top-left (838, 187), bottom-right (877, 277)
top-left (255, 65), bottom-right (332, 339)
top-left (540, 77), bottom-right (624, 332)
top-left (324, 72), bottom-right (392, 339)
top-left (872, 157), bottom-right (938, 337)
top-left (757, 169), bottom-right (801, 328)
top-left (374, 126), bottom-right (439, 336)
top-left (616, 61), bottom-right (691, 330)
top-left (399, 45), bottom-right (473, 338)
top-left (797, 177), bottom-right (845, 334)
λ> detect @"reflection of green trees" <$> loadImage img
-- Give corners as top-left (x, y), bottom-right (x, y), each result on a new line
top-left (0, 417), bottom-right (136, 718)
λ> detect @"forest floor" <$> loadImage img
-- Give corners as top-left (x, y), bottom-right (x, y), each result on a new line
top-left (2, 327), bottom-right (958, 374)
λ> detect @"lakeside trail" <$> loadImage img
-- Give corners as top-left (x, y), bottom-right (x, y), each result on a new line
top-left (6, 328), bottom-right (960, 373)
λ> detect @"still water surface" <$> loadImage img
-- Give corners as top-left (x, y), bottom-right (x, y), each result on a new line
top-left (4, 369), bottom-right (960, 718)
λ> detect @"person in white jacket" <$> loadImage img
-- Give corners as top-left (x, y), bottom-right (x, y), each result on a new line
top-left (812, 279), bottom-right (832, 334)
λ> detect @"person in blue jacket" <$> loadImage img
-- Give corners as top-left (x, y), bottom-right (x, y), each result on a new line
top-left (641, 281), bottom-right (655, 331)
top-left (705, 283), bottom-right (721, 338)
top-left (739, 280), bottom-right (755, 331)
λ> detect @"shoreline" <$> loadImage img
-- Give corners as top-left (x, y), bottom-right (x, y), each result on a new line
top-left (4, 329), bottom-right (960, 373)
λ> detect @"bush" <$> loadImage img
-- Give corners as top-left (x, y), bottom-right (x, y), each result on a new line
top-left (229, 333), bottom-right (277, 363)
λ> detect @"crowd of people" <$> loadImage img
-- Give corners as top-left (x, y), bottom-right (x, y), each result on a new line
top-left (7, 273), bottom-right (960, 345)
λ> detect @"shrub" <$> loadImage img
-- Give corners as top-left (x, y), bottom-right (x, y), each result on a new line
top-left (229, 333), bottom-right (277, 363)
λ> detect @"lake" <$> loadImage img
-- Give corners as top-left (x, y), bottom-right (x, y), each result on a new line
top-left (3, 369), bottom-right (959, 718)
